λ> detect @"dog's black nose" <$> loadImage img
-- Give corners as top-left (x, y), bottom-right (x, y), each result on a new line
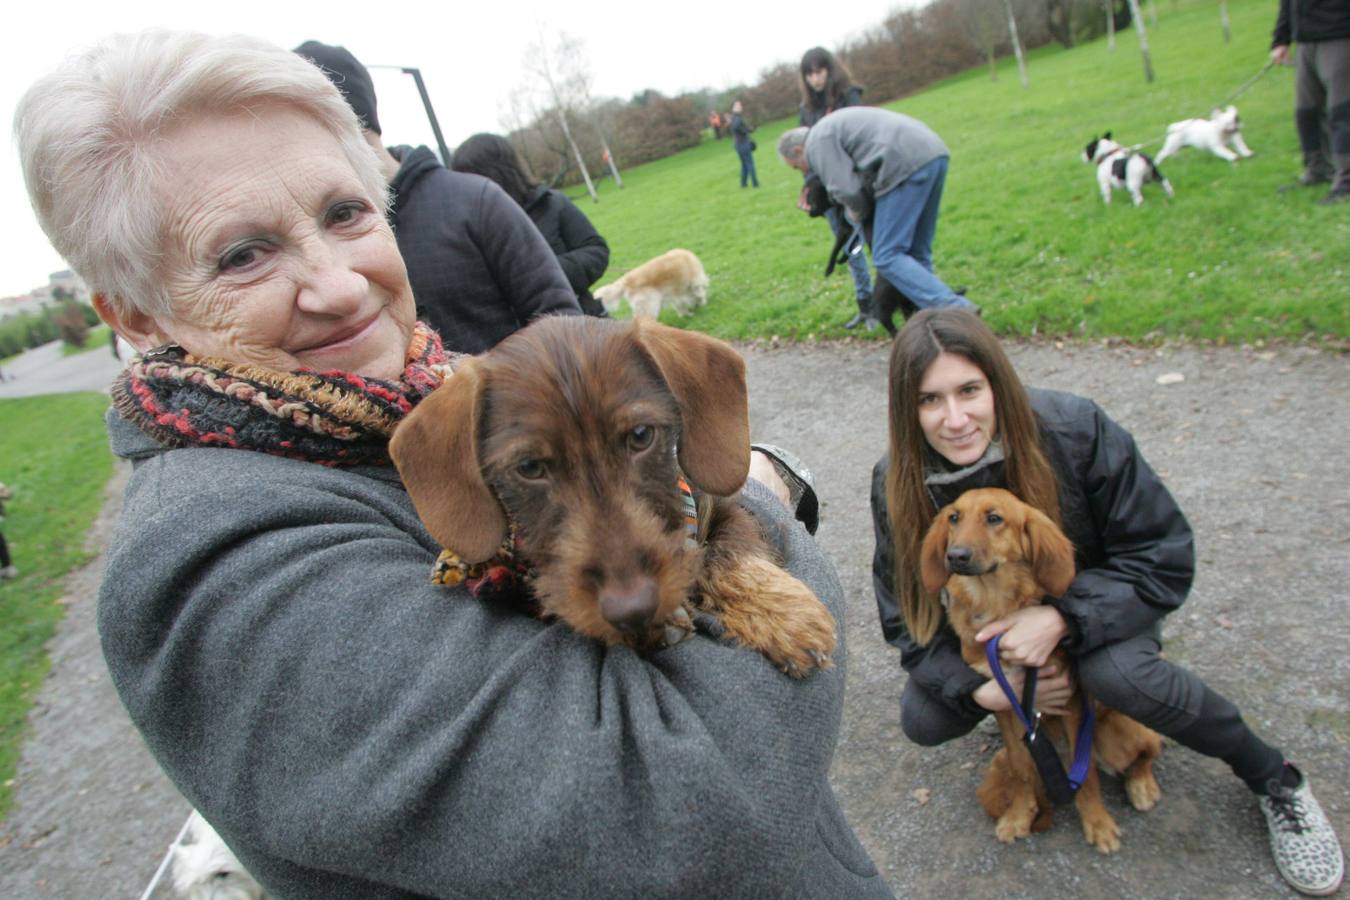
top-left (946, 546), bottom-right (974, 571)
top-left (599, 578), bottom-right (659, 633)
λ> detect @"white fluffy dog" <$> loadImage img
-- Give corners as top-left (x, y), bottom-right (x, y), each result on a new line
top-left (171, 810), bottom-right (266, 899)
top-left (1082, 133), bottom-right (1175, 207)
top-left (593, 248), bottom-right (708, 320)
top-left (1154, 106), bottom-right (1255, 164)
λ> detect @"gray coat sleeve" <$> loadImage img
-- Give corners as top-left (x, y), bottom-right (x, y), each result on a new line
top-left (97, 451), bottom-right (847, 897)
top-left (806, 131), bottom-right (869, 221)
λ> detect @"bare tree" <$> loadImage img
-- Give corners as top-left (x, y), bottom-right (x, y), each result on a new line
top-left (1102, 0), bottom-right (1116, 51)
top-left (1125, 0), bottom-right (1154, 82)
top-left (1003, 0), bottom-right (1030, 88)
top-left (520, 27), bottom-right (599, 202)
top-left (1220, 0), bottom-right (1232, 43)
top-left (956, 0), bottom-right (1004, 80)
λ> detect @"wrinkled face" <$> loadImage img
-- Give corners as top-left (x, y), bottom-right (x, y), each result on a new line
top-left (140, 103), bottom-right (415, 379)
top-left (917, 352), bottom-right (997, 467)
top-left (805, 67), bottom-right (829, 91)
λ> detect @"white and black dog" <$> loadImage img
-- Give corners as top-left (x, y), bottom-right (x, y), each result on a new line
top-left (1082, 133), bottom-right (1174, 207)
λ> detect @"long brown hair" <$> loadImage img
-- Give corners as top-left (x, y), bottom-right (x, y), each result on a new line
top-left (799, 46), bottom-right (857, 113)
top-left (885, 310), bottom-right (1061, 645)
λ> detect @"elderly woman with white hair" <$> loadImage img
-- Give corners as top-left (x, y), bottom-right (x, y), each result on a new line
top-left (14, 31), bottom-right (892, 899)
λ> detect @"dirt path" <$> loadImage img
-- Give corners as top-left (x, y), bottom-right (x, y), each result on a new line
top-left (1, 339), bottom-right (1346, 898)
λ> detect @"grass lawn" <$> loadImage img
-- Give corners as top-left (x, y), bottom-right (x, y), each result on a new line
top-left (0, 393), bottom-right (114, 818)
top-left (573, 0), bottom-right (1346, 344)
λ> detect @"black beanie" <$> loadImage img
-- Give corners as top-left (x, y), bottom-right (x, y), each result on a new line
top-left (294, 40), bottom-right (382, 135)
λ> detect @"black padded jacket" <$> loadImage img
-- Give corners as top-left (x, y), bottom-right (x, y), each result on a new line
top-left (1272, 0), bottom-right (1350, 46)
top-left (522, 185), bottom-right (610, 317)
top-left (870, 388), bottom-right (1195, 717)
top-left (387, 146), bottom-right (580, 354)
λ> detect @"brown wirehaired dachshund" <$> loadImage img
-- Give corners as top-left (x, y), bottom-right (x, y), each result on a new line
top-left (920, 487), bottom-right (1162, 853)
top-left (390, 315), bottom-right (836, 677)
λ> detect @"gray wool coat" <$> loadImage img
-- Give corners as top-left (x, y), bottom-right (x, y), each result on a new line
top-left (97, 411), bottom-right (893, 899)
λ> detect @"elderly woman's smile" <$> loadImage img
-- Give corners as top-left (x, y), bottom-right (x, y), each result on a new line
top-left (136, 103), bottom-right (416, 379)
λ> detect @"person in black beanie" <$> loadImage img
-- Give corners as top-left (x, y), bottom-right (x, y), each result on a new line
top-left (294, 42), bottom-right (580, 354)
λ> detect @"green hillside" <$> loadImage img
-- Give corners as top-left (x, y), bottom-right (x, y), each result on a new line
top-left (575, 0), bottom-right (1347, 344)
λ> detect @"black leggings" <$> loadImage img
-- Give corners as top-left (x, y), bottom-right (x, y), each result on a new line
top-left (900, 629), bottom-right (1285, 794)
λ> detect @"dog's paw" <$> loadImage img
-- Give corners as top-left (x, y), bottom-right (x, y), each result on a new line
top-left (1081, 810), bottom-right (1122, 854)
top-left (703, 555), bottom-right (837, 678)
top-left (995, 811), bottom-right (1035, 843)
top-left (1125, 770), bottom-right (1162, 811)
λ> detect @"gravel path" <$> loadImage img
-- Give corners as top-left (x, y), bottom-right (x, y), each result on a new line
top-left (0, 338), bottom-right (1346, 899)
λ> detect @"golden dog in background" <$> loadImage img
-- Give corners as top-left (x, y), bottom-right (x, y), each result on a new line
top-left (594, 248), bottom-right (708, 320)
top-left (920, 487), bottom-right (1162, 853)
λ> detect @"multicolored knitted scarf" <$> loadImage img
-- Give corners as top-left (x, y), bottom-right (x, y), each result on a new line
top-left (110, 322), bottom-right (458, 467)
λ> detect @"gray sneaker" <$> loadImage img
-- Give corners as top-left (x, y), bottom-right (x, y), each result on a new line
top-left (0, 565), bottom-right (16, 579)
top-left (1259, 769), bottom-right (1345, 896)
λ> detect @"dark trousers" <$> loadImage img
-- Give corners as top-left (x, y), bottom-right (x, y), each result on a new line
top-left (0, 531), bottom-right (10, 569)
top-left (900, 629), bottom-right (1285, 794)
top-left (1295, 37), bottom-right (1350, 188)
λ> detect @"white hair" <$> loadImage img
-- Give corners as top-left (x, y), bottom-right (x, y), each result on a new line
top-left (13, 30), bottom-right (388, 320)
top-left (777, 126), bottom-right (809, 164)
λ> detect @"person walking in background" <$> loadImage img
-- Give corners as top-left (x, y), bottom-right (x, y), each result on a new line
top-left (778, 107), bottom-right (978, 316)
top-left (798, 46), bottom-right (875, 329)
top-left (294, 41), bottom-right (581, 354)
top-left (451, 133), bottom-right (611, 318)
top-left (0, 482), bottom-right (16, 580)
top-left (730, 100), bottom-right (759, 188)
top-left (1270, 0), bottom-right (1350, 204)
top-left (710, 110), bottom-right (723, 139)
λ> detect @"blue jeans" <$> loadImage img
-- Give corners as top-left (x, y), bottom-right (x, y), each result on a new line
top-left (825, 206), bottom-right (873, 315)
top-left (870, 156), bottom-right (975, 312)
top-left (736, 143), bottom-right (759, 187)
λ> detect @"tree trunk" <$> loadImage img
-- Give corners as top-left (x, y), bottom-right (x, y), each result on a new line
top-left (556, 111), bottom-right (598, 202)
top-left (1220, 0), bottom-right (1232, 43)
top-left (1126, 0), bottom-right (1155, 82)
top-left (1003, 0), bottom-right (1029, 88)
top-left (1103, 0), bottom-right (1116, 51)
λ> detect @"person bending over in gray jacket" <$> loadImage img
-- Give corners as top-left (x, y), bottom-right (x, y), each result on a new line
top-left (296, 41), bottom-right (581, 354)
top-left (17, 30), bottom-right (894, 900)
top-left (779, 107), bottom-right (979, 317)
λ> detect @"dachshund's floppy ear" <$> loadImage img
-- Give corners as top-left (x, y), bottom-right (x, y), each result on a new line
top-left (1021, 505), bottom-right (1076, 597)
top-left (633, 319), bottom-right (750, 497)
top-left (389, 359), bottom-right (507, 564)
top-left (919, 509), bottom-right (954, 595)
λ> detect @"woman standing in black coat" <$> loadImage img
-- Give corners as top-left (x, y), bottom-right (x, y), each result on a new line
top-left (798, 47), bottom-right (874, 329)
top-left (873, 310), bottom-right (1342, 897)
top-left (452, 133), bottom-right (610, 317)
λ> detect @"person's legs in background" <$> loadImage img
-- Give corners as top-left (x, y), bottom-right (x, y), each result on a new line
top-left (1311, 38), bottom-right (1350, 203)
top-left (870, 157), bottom-right (977, 314)
top-left (826, 206), bottom-right (875, 327)
top-left (1294, 42), bottom-right (1335, 187)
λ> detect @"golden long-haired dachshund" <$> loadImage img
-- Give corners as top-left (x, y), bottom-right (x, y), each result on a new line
top-left (920, 487), bottom-right (1162, 853)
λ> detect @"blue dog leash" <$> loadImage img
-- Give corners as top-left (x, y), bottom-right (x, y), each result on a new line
top-left (985, 634), bottom-right (1095, 806)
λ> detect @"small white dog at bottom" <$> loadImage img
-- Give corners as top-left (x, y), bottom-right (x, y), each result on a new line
top-left (1155, 105), bottom-right (1255, 164)
top-left (594, 248), bottom-right (708, 320)
top-left (1082, 133), bottom-right (1175, 207)
top-left (171, 810), bottom-right (267, 900)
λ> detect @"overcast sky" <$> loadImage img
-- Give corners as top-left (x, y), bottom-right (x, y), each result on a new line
top-left (0, 0), bottom-right (918, 299)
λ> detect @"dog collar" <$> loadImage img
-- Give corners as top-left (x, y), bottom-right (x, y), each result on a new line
top-left (678, 477), bottom-right (699, 549)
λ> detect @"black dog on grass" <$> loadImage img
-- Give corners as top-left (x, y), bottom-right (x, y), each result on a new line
top-left (803, 174), bottom-right (917, 336)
